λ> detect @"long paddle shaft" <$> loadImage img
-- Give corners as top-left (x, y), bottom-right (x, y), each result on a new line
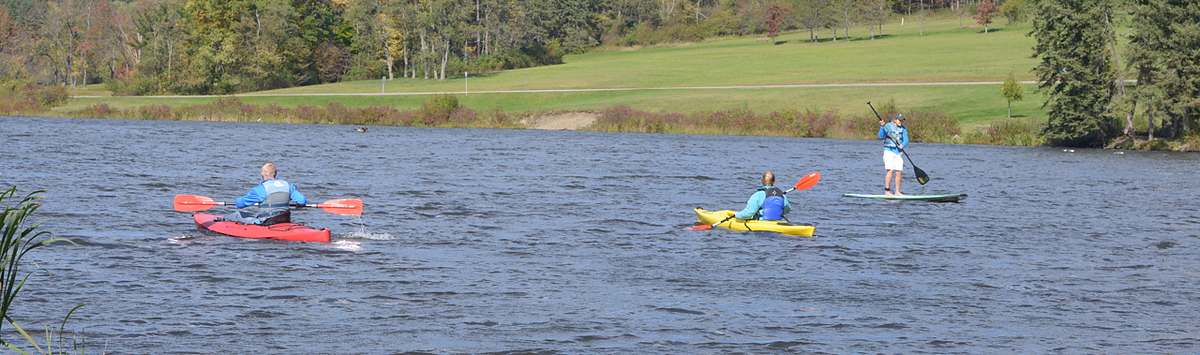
top-left (173, 194), bottom-right (364, 216)
top-left (688, 171), bottom-right (821, 230)
top-left (866, 102), bottom-right (930, 185)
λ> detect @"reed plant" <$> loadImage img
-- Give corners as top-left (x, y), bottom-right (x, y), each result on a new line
top-left (72, 96), bottom-right (1050, 147)
top-left (0, 187), bottom-right (83, 355)
top-left (903, 109), bottom-right (963, 142)
top-left (961, 119), bottom-right (1045, 146)
top-left (69, 96), bottom-right (523, 129)
top-left (586, 105), bottom-right (947, 142)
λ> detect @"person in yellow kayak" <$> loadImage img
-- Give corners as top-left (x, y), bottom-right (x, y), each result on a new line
top-left (734, 172), bottom-right (791, 221)
top-left (224, 162), bottom-right (307, 225)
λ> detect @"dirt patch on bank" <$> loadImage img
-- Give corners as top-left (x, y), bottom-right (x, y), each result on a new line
top-left (523, 112), bottom-right (598, 130)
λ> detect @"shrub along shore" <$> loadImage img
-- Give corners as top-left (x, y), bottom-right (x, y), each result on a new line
top-left (52, 93), bottom-right (1042, 147)
top-left (3, 82), bottom-right (1194, 150)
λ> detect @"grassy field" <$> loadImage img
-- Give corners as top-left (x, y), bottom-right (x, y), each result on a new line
top-left (62, 15), bottom-right (1050, 130)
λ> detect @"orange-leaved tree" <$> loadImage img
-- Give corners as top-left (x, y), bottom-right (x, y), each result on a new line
top-left (766, 3), bottom-right (793, 42)
top-left (974, 0), bottom-right (1000, 33)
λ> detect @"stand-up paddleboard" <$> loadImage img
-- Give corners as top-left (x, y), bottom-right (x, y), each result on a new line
top-left (842, 193), bottom-right (967, 202)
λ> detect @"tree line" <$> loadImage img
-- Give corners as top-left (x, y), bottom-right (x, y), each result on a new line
top-left (0, 0), bottom-right (997, 95)
top-left (1030, 0), bottom-right (1199, 146)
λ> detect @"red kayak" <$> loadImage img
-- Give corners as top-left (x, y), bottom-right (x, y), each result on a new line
top-left (192, 213), bottom-right (331, 242)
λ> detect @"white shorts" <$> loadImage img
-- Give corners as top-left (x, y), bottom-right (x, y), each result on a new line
top-left (883, 150), bottom-right (904, 171)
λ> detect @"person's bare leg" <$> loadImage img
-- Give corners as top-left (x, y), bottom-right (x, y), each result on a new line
top-left (884, 170), bottom-right (895, 196)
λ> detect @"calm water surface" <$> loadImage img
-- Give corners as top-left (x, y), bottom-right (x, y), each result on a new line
top-left (1, 116), bottom-right (1197, 354)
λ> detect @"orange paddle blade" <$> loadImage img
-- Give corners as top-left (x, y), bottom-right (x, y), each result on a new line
top-left (686, 224), bottom-right (715, 231)
top-left (313, 199), bottom-right (363, 216)
top-left (793, 171), bottom-right (821, 191)
top-left (173, 194), bottom-right (224, 211)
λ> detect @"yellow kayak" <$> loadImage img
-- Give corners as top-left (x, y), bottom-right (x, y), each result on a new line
top-left (693, 208), bottom-right (815, 237)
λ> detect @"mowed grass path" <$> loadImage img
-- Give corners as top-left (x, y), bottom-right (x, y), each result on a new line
top-left (65, 17), bottom-right (1049, 129)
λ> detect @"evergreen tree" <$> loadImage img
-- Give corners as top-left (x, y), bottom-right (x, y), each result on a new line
top-left (1030, 0), bottom-right (1117, 147)
top-left (1126, 0), bottom-right (1200, 139)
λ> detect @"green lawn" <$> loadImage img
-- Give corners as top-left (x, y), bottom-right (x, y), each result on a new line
top-left (62, 16), bottom-right (1051, 130)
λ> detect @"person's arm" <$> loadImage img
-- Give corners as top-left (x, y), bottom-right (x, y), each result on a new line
top-left (290, 185), bottom-right (307, 207)
top-left (734, 191), bottom-right (766, 220)
top-left (899, 127), bottom-right (910, 149)
top-left (782, 195), bottom-right (791, 215)
top-left (878, 124), bottom-right (889, 140)
top-left (235, 184), bottom-right (266, 208)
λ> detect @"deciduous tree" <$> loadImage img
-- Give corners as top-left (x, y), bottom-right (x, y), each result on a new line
top-left (0, 4), bottom-right (21, 81)
top-left (765, 2), bottom-right (790, 41)
top-left (125, 0), bottom-right (185, 94)
top-left (793, 0), bottom-right (830, 42)
top-left (861, 0), bottom-right (888, 39)
top-left (180, 0), bottom-right (295, 94)
top-left (999, 0), bottom-right (1027, 25)
top-left (972, 0), bottom-right (997, 33)
top-left (831, 0), bottom-right (860, 41)
top-left (1001, 72), bottom-right (1024, 118)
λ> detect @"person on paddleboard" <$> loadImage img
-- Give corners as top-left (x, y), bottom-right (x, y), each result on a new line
top-left (879, 113), bottom-right (909, 196)
top-left (733, 172), bottom-right (791, 221)
top-left (224, 162), bottom-right (307, 225)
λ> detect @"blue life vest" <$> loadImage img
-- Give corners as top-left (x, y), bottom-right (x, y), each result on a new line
top-left (257, 179), bottom-right (293, 223)
top-left (883, 123), bottom-right (903, 149)
top-left (759, 187), bottom-right (785, 221)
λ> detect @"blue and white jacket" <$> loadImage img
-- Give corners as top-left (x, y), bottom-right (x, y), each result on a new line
top-left (235, 178), bottom-right (307, 210)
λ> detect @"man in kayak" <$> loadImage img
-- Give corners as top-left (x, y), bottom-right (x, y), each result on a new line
top-left (878, 113), bottom-right (908, 196)
top-left (224, 162), bottom-right (307, 225)
top-left (734, 172), bottom-right (791, 221)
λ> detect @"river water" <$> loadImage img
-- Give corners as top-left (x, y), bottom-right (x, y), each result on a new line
top-left (1, 116), bottom-right (1197, 354)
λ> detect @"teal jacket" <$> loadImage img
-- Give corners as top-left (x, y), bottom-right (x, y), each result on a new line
top-left (734, 186), bottom-right (792, 220)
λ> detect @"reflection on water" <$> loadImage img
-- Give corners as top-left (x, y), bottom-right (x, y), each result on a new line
top-left (2, 116), bottom-right (1198, 353)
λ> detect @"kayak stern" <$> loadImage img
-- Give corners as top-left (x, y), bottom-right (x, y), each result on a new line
top-left (193, 213), bottom-right (331, 242)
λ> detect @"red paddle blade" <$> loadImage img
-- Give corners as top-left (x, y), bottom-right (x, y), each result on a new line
top-left (314, 198), bottom-right (363, 216)
top-left (793, 171), bottom-right (821, 191)
top-left (173, 195), bottom-right (222, 212)
top-left (686, 224), bottom-right (715, 231)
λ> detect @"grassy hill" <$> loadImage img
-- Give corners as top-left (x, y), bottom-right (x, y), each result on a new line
top-left (64, 16), bottom-right (1048, 130)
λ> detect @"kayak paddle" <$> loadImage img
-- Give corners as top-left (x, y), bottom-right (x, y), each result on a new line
top-left (786, 171), bottom-right (821, 193)
top-left (867, 101), bottom-right (930, 185)
top-left (173, 194), bottom-right (364, 216)
top-left (687, 171), bottom-right (821, 231)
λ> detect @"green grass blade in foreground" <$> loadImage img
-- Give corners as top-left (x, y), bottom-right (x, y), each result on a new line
top-left (0, 187), bottom-right (79, 355)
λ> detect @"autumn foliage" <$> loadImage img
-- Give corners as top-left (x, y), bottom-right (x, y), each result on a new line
top-left (973, 0), bottom-right (1000, 33)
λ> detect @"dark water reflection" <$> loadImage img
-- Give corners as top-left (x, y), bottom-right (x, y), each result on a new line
top-left (2, 116), bottom-right (1198, 353)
